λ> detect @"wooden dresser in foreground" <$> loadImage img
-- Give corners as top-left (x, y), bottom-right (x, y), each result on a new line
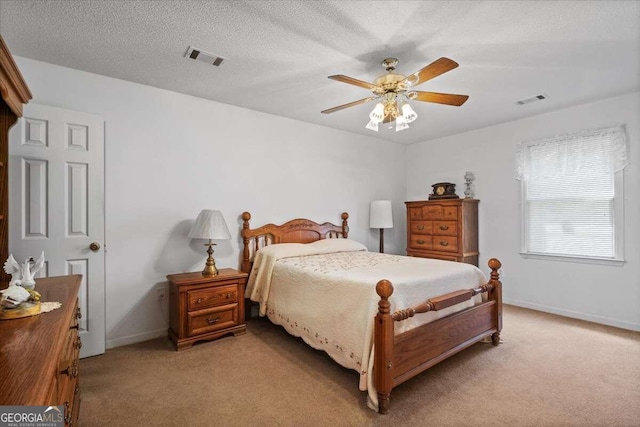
top-left (0, 275), bottom-right (82, 425)
top-left (167, 269), bottom-right (247, 351)
top-left (406, 199), bottom-right (479, 266)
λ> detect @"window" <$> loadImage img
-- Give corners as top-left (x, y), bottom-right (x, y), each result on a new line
top-left (516, 126), bottom-right (628, 264)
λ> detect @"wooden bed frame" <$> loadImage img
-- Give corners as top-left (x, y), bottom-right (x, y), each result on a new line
top-left (240, 211), bottom-right (502, 414)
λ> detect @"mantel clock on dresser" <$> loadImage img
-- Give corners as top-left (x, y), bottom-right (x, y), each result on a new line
top-left (429, 182), bottom-right (459, 200)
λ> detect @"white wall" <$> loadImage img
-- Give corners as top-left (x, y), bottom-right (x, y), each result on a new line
top-left (407, 92), bottom-right (640, 331)
top-left (13, 57), bottom-right (408, 348)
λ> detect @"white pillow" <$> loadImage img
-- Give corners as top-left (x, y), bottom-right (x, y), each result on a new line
top-left (308, 238), bottom-right (367, 253)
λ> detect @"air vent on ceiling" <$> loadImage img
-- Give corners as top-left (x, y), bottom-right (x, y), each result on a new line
top-left (516, 94), bottom-right (548, 106)
top-left (184, 46), bottom-right (226, 67)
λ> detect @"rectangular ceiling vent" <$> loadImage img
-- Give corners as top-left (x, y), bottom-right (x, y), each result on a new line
top-left (516, 94), bottom-right (548, 106)
top-left (185, 46), bottom-right (226, 67)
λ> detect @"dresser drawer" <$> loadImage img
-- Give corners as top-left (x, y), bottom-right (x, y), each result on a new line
top-left (421, 205), bottom-right (443, 220)
top-left (409, 207), bottom-right (422, 220)
top-left (188, 304), bottom-right (239, 337)
top-left (188, 284), bottom-right (238, 311)
top-left (443, 206), bottom-right (458, 219)
top-left (433, 220), bottom-right (457, 236)
top-left (410, 235), bottom-right (433, 250)
top-left (432, 235), bottom-right (458, 252)
top-left (410, 220), bottom-right (432, 234)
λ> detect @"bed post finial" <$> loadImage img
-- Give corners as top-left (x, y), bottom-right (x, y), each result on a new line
top-left (375, 279), bottom-right (394, 414)
top-left (488, 258), bottom-right (503, 346)
top-left (241, 212), bottom-right (252, 273)
top-left (341, 212), bottom-right (349, 238)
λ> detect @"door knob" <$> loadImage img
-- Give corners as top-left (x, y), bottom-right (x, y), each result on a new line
top-left (89, 242), bottom-right (101, 252)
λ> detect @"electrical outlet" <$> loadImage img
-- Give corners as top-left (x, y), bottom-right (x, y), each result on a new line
top-left (156, 287), bottom-right (166, 302)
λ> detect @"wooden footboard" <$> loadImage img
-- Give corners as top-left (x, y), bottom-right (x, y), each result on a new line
top-left (374, 258), bottom-right (503, 414)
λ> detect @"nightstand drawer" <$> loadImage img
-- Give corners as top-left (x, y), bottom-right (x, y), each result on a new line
top-left (433, 236), bottom-right (458, 252)
top-left (410, 221), bottom-right (432, 234)
top-left (188, 284), bottom-right (238, 311)
top-left (410, 235), bottom-right (433, 250)
top-left (433, 221), bottom-right (457, 236)
top-left (188, 304), bottom-right (239, 337)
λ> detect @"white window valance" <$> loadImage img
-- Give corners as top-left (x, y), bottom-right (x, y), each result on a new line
top-left (515, 126), bottom-right (629, 181)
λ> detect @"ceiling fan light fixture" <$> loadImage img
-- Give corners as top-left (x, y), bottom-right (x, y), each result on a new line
top-left (395, 115), bottom-right (409, 132)
top-left (402, 103), bottom-right (418, 123)
top-left (322, 57), bottom-right (467, 133)
top-left (365, 119), bottom-right (379, 132)
top-left (369, 102), bottom-right (385, 123)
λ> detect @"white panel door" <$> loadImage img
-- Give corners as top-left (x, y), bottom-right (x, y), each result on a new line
top-left (9, 103), bottom-right (105, 358)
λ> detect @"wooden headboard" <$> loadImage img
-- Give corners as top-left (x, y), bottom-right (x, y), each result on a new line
top-left (240, 211), bottom-right (349, 274)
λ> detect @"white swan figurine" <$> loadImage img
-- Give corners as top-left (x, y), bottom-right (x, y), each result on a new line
top-left (3, 252), bottom-right (45, 290)
top-left (0, 283), bottom-right (31, 308)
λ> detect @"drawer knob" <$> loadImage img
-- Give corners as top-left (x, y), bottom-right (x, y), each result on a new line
top-left (417, 225), bottom-right (425, 230)
top-left (440, 241), bottom-right (449, 246)
top-left (76, 307), bottom-right (82, 319)
top-left (196, 298), bottom-right (204, 304)
top-left (417, 240), bottom-right (425, 245)
top-left (439, 225), bottom-right (449, 231)
top-left (70, 324), bottom-right (79, 330)
top-left (76, 336), bottom-right (83, 350)
top-left (225, 293), bottom-right (231, 299)
top-left (207, 317), bottom-right (220, 325)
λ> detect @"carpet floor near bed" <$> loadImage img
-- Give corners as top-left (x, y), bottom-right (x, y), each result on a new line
top-left (80, 305), bottom-right (640, 427)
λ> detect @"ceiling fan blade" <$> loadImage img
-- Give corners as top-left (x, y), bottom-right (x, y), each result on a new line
top-left (321, 97), bottom-right (377, 114)
top-left (402, 57), bottom-right (459, 87)
top-left (328, 75), bottom-right (377, 90)
top-left (411, 91), bottom-right (469, 106)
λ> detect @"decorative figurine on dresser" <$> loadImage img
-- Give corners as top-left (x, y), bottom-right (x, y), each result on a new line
top-left (406, 185), bottom-right (479, 266)
top-left (0, 252), bottom-right (45, 318)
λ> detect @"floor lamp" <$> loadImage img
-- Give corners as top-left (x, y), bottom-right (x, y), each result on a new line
top-left (370, 200), bottom-right (393, 253)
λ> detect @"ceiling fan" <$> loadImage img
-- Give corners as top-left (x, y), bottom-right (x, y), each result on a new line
top-left (321, 57), bottom-right (469, 132)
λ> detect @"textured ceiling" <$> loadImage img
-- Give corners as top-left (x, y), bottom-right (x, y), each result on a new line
top-left (1, 0), bottom-right (639, 145)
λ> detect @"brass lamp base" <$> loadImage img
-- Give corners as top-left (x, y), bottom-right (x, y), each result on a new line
top-left (202, 241), bottom-right (219, 276)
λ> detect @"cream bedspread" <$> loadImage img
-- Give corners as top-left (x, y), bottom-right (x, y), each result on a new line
top-left (245, 239), bottom-right (487, 410)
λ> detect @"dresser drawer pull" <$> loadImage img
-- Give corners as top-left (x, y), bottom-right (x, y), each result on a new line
top-left (439, 225), bottom-right (449, 231)
top-left (64, 402), bottom-right (72, 425)
top-left (417, 240), bottom-right (426, 245)
top-left (225, 293), bottom-right (232, 299)
top-left (61, 363), bottom-right (78, 379)
top-left (76, 336), bottom-right (83, 350)
top-left (207, 317), bottom-right (220, 325)
top-left (196, 298), bottom-right (204, 304)
top-left (439, 241), bottom-right (449, 246)
top-left (76, 307), bottom-right (82, 319)
top-left (417, 225), bottom-right (425, 230)
top-left (70, 324), bottom-right (79, 330)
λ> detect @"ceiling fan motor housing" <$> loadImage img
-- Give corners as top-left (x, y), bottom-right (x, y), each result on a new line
top-left (373, 73), bottom-right (408, 96)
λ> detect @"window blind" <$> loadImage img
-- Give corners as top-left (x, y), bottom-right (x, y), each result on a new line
top-left (517, 126), bottom-right (627, 260)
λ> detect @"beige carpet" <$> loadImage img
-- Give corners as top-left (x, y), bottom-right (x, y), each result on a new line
top-left (80, 305), bottom-right (640, 426)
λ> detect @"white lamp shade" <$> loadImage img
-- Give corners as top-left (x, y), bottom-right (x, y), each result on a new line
top-left (188, 210), bottom-right (231, 240)
top-left (370, 200), bottom-right (393, 229)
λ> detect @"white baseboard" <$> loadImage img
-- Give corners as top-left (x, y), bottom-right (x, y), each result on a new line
top-left (106, 328), bottom-right (168, 349)
top-left (504, 298), bottom-right (640, 332)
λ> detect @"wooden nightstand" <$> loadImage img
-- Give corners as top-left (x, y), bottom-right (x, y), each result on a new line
top-left (167, 268), bottom-right (247, 351)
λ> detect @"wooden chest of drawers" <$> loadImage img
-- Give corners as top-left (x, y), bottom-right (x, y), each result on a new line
top-left (0, 275), bottom-right (82, 426)
top-left (167, 269), bottom-right (247, 351)
top-left (405, 199), bottom-right (479, 266)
